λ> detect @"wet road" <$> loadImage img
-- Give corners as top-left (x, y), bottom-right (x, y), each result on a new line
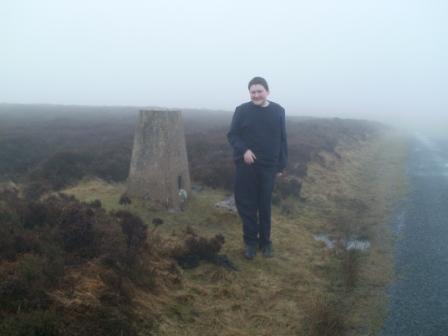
top-left (380, 134), bottom-right (448, 335)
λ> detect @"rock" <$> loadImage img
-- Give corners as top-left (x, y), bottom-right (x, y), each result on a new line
top-left (215, 195), bottom-right (237, 213)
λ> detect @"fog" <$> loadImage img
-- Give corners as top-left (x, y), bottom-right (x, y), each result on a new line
top-left (1, 0), bottom-right (447, 133)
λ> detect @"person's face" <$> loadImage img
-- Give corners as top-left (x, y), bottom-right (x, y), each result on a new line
top-left (249, 84), bottom-right (269, 105)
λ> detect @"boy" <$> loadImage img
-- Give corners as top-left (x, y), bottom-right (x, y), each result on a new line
top-left (227, 76), bottom-right (288, 259)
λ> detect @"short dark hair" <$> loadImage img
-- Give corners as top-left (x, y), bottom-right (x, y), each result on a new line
top-left (248, 76), bottom-right (269, 91)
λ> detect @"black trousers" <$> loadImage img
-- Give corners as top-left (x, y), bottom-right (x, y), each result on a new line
top-left (234, 160), bottom-right (278, 248)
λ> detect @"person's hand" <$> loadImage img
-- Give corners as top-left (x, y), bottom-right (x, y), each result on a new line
top-left (243, 149), bottom-right (256, 164)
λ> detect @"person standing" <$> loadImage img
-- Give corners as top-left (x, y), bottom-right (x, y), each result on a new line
top-left (227, 76), bottom-right (288, 259)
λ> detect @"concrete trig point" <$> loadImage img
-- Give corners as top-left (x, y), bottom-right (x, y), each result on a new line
top-left (127, 109), bottom-right (192, 212)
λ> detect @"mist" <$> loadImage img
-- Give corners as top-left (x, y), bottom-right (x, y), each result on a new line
top-left (1, 0), bottom-right (447, 134)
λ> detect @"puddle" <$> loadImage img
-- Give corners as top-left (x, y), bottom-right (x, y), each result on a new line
top-left (313, 234), bottom-right (335, 249)
top-left (313, 234), bottom-right (370, 251)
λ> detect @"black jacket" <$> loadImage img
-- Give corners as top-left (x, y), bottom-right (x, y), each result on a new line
top-left (227, 100), bottom-right (288, 172)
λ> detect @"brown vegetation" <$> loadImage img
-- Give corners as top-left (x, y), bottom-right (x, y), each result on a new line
top-left (0, 188), bottom-right (231, 335)
top-left (0, 105), bottom-right (405, 335)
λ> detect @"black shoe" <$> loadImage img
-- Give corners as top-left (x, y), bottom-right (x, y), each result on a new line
top-left (243, 244), bottom-right (257, 260)
top-left (260, 243), bottom-right (273, 258)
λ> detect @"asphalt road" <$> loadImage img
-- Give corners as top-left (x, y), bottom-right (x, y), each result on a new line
top-left (380, 134), bottom-right (448, 335)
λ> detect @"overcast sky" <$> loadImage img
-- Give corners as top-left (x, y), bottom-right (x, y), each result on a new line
top-left (1, 1), bottom-right (447, 131)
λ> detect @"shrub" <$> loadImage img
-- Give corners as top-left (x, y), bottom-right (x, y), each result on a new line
top-left (0, 201), bottom-right (22, 260)
top-left (16, 254), bottom-right (46, 284)
top-left (152, 217), bottom-right (164, 226)
top-left (57, 203), bottom-right (97, 258)
top-left (300, 295), bottom-right (346, 336)
top-left (118, 194), bottom-right (131, 206)
top-left (0, 274), bottom-right (50, 313)
top-left (172, 228), bottom-right (227, 269)
top-left (34, 151), bottom-right (93, 190)
top-left (0, 310), bottom-right (60, 336)
top-left (184, 233), bottom-right (225, 261)
top-left (0, 275), bottom-right (29, 312)
top-left (13, 233), bottom-right (40, 255)
top-left (22, 181), bottom-right (51, 201)
top-left (113, 210), bottom-right (147, 250)
top-left (23, 201), bottom-right (48, 229)
top-left (274, 177), bottom-right (302, 200)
